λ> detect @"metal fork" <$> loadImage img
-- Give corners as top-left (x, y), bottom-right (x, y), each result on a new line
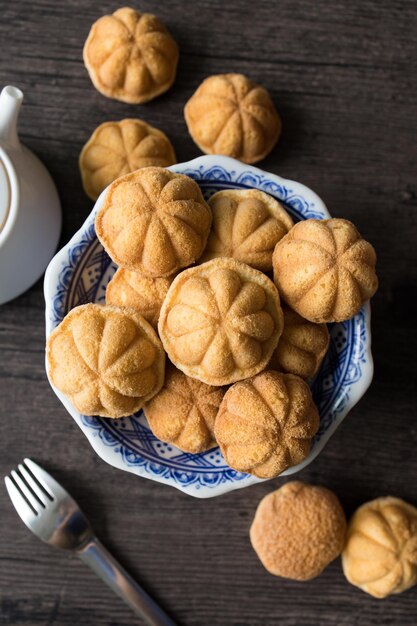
top-left (4, 458), bottom-right (177, 626)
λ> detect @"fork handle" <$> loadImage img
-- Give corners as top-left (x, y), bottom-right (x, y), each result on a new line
top-left (78, 538), bottom-right (177, 626)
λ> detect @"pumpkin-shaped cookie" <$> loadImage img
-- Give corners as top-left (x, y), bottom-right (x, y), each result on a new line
top-left (273, 218), bottom-right (378, 323)
top-left (83, 7), bottom-right (179, 103)
top-left (79, 119), bottom-right (176, 201)
top-left (184, 73), bottom-right (281, 163)
top-left (269, 304), bottom-right (329, 379)
top-left (46, 304), bottom-right (165, 419)
top-left (144, 366), bottom-right (226, 453)
top-left (158, 258), bottom-right (283, 386)
top-left (95, 167), bottom-right (212, 277)
top-left (250, 482), bottom-right (346, 580)
top-left (106, 269), bottom-right (173, 330)
top-left (342, 497), bottom-right (417, 598)
top-left (214, 371), bottom-right (319, 478)
top-left (201, 189), bottom-right (293, 271)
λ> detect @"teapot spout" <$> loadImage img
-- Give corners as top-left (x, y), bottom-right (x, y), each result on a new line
top-left (0, 85), bottom-right (23, 148)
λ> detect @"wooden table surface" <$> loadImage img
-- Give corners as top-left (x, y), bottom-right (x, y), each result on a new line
top-left (1, 1), bottom-right (417, 624)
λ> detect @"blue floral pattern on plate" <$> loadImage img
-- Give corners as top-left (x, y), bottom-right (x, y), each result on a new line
top-left (44, 156), bottom-right (373, 498)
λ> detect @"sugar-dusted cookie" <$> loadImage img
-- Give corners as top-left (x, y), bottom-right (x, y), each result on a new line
top-left (201, 189), bottom-right (293, 272)
top-left (342, 497), bottom-right (417, 598)
top-left (158, 258), bottom-right (283, 386)
top-left (214, 371), bottom-right (319, 478)
top-left (46, 304), bottom-right (165, 419)
top-left (106, 269), bottom-right (172, 330)
top-left (79, 119), bottom-right (176, 201)
top-left (268, 304), bottom-right (329, 379)
top-left (184, 73), bottom-right (281, 163)
top-left (273, 218), bottom-right (378, 323)
top-left (83, 7), bottom-right (179, 104)
top-left (250, 482), bottom-right (346, 579)
top-left (144, 365), bottom-right (226, 454)
top-left (95, 167), bottom-right (212, 277)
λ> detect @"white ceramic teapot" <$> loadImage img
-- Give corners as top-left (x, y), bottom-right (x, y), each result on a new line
top-left (0, 85), bottom-right (61, 305)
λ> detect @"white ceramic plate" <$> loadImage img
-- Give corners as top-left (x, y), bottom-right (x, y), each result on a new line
top-left (44, 155), bottom-right (373, 498)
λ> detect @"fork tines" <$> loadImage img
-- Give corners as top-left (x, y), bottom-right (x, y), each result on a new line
top-left (5, 458), bottom-right (54, 517)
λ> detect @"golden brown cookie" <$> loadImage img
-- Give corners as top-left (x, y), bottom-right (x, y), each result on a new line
top-left (184, 73), bottom-right (281, 163)
top-left (273, 218), bottom-right (378, 323)
top-left (95, 167), bottom-right (212, 277)
top-left (268, 304), bottom-right (329, 379)
top-left (158, 258), bottom-right (283, 386)
top-left (79, 119), bottom-right (176, 201)
top-left (105, 269), bottom-right (173, 330)
top-left (342, 497), bottom-right (417, 598)
top-left (250, 482), bottom-right (347, 580)
top-left (201, 189), bottom-right (293, 271)
top-left (83, 7), bottom-right (179, 104)
top-left (214, 371), bottom-right (319, 478)
top-left (46, 303), bottom-right (165, 419)
top-left (144, 365), bottom-right (226, 454)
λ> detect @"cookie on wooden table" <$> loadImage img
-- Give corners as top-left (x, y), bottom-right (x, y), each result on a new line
top-left (96, 167), bottom-right (212, 277)
top-left (342, 497), bottom-right (417, 598)
top-left (79, 119), bottom-right (176, 201)
top-left (83, 7), bottom-right (179, 103)
top-left (214, 371), bottom-right (319, 478)
top-left (158, 258), bottom-right (283, 386)
top-left (250, 482), bottom-right (346, 579)
top-left (184, 73), bottom-right (281, 163)
top-left (201, 189), bottom-right (293, 272)
top-left (273, 218), bottom-right (378, 323)
top-left (144, 365), bottom-right (226, 454)
top-left (46, 304), bottom-right (165, 419)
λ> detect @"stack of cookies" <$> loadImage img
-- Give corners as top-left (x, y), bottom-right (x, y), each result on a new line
top-left (47, 163), bottom-right (378, 479)
top-left (46, 5), bottom-right (379, 477)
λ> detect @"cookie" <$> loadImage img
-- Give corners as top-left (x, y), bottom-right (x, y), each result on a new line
top-left (273, 218), bottom-right (378, 323)
top-left (184, 73), bottom-right (281, 163)
top-left (214, 371), bottom-right (319, 478)
top-left (95, 167), bottom-right (212, 277)
top-left (201, 189), bottom-right (293, 271)
top-left (158, 258), bottom-right (283, 386)
top-left (106, 269), bottom-right (173, 330)
top-left (83, 7), bottom-right (179, 103)
top-left (250, 482), bottom-right (346, 579)
top-left (144, 365), bottom-right (226, 453)
top-left (342, 497), bottom-right (417, 598)
top-left (46, 303), bottom-right (165, 418)
top-left (79, 119), bottom-right (176, 200)
top-left (268, 304), bottom-right (329, 379)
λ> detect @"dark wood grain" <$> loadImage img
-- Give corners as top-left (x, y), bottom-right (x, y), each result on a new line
top-left (1, 1), bottom-right (417, 624)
